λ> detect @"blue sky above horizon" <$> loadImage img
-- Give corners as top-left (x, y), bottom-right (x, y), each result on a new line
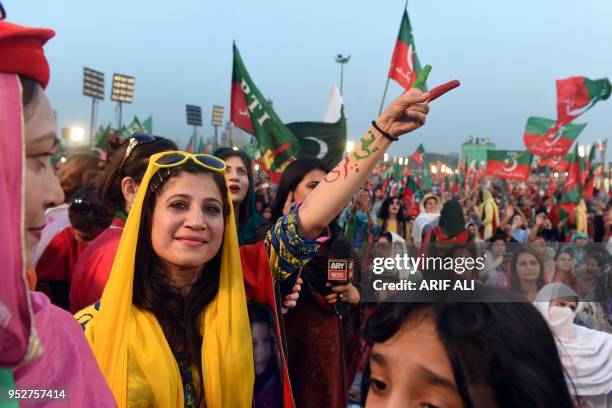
top-left (8, 0), bottom-right (612, 158)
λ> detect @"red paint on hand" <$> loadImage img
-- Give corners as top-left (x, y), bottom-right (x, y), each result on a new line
top-left (428, 80), bottom-right (460, 102)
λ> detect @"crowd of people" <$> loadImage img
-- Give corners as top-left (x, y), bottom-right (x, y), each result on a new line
top-left (2, 16), bottom-right (611, 408)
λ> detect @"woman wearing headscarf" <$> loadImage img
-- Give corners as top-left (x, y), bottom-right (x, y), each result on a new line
top-left (421, 199), bottom-right (473, 245)
top-left (69, 133), bottom-right (177, 312)
top-left (411, 193), bottom-right (440, 248)
top-left (76, 86), bottom-right (431, 406)
top-left (534, 283), bottom-right (612, 406)
top-left (0, 19), bottom-right (115, 406)
top-left (479, 188), bottom-right (500, 240)
top-left (214, 147), bottom-right (264, 245)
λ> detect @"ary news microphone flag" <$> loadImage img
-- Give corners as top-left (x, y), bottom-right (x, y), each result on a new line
top-left (327, 238), bottom-right (352, 283)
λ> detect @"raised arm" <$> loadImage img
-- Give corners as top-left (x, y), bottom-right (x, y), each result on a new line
top-left (298, 88), bottom-right (430, 239)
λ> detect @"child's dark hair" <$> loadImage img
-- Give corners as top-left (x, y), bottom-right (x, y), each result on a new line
top-left (361, 289), bottom-right (575, 407)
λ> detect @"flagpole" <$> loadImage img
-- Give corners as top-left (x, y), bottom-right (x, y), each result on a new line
top-left (378, 77), bottom-right (391, 116)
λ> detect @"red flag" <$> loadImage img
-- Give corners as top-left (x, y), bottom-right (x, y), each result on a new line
top-left (387, 10), bottom-right (423, 90)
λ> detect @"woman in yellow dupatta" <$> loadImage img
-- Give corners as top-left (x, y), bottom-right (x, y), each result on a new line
top-left (77, 152), bottom-right (253, 407)
top-left (77, 85), bottom-right (431, 407)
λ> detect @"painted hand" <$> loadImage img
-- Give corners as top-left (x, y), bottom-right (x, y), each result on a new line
top-left (376, 88), bottom-right (430, 138)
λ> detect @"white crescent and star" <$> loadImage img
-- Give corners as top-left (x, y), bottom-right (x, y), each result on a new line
top-left (503, 157), bottom-right (518, 172)
top-left (304, 136), bottom-right (328, 159)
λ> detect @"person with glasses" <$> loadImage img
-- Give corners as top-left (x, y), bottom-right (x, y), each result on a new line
top-left (0, 17), bottom-right (115, 406)
top-left (75, 82), bottom-right (430, 406)
top-left (69, 133), bottom-right (177, 312)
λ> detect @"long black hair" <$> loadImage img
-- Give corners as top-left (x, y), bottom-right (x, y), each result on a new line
top-left (270, 158), bottom-right (330, 222)
top-left (361, 290), bottom-right (575, 407)
top-left (132, 161), bottom-right (231, 403)
top-left (213, 147), bottom-right (255, 227)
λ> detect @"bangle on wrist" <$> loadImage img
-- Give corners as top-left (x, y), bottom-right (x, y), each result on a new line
top-left (371, 120), bottom-right (399, 142)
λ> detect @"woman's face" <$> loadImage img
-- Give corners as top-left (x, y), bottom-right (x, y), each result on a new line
top-left (574, 237), bottom-right (587, 247)
top-left (366, 311), bottom-right (467, 408)
top-left (24, 86), bottom-right (64, 267)
top-left (389, 199), bottom-right (401, 215)
top-left (585, 256), bottom-right (601, 280)
top-left (292, 168), bottom-right (326, 203)
top-left (491, 240), bottom-right (506, 257)
top-left (424, 198), bottom-right (438, 213)
top-left (556, 253), bottom-right (574, 273)
top-left (225, 156), bottom-right (249, 205)
top-left (515, 252), bottom-right (540, 282)
top-left (374, 236), bottom-right (391, 258)
top-left (251, 321), bottom-right (273, 375)
top-left (151, 172), bottom-right (225, 272)
top-left (550, 298), bottom-right (578, 312)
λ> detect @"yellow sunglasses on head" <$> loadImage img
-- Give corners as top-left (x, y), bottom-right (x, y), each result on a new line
top-left (150, 151), bottom-right (227, 173)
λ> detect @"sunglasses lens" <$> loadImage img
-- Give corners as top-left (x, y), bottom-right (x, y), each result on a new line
top-left (132, 132), bottom-right (156, 143)
top-left (194, 155), bottom-right (226, 170)
top-left (156, 153), bottom-right (186, 166)
top-left (70, 198), bottom-right (92, 213)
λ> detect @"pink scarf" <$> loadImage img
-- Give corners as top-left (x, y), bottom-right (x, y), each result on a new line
top-left (0, 72), bottom-right (35, 367)
top-left (0, 72), bottom-right (115, 406)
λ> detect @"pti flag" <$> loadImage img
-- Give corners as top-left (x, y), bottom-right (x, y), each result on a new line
top-left (230, 43), bottom-right (299, 172)
top-left (411, 144), bottom-right (425, 165)
top-left (556, 76), bottom-right (611, 125)
top-left (523, 117), bottom-right (586, 157)
top-left (538, 154), bottom-right (571, 172)
top-left (485, 150), bottom-right (533, 181)
top-left (387, 9), bottom-right (423, 90)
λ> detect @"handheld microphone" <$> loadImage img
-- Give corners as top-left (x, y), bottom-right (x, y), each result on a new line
top-left (327, 238), bottom-right (352, 283)
top-left (327, 238), bottom-right (353, 318)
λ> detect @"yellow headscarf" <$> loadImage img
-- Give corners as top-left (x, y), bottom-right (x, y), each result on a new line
top-left (83, 151), bottom-right (254, 407)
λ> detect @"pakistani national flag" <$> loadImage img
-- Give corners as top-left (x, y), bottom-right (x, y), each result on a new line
top-left (485, 150), bottom-right (533, 181)
top-left (387, 9), bottom-right (423, 90)
top-left (286, 85), bottom-right (347, 168)
top-left (230, 43), bottom-right (299, 172)
top-left (557, 76), bottom-right (611, 125)
top-left (523, 117), bottom-right (586, 157)
top-left (411, 144), bottom-right (425, 165)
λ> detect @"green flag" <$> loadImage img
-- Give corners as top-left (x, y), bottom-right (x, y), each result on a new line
top-left (287, 107), bottom-right (347, 168)
top-left (230, 43), bottom-right (299, 172)
top-left (523, 117), bottom-right (586, 157)
top-left (94, 123), bottom-right (113, 149)
top-left (142, 116), bottom-right (153, 133)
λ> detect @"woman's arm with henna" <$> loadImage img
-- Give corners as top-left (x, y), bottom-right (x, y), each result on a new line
top-left (297, 89), bottom-right (430, 239)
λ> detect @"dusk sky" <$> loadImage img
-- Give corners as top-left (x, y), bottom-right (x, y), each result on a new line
top-left (8, 0), bottom-right (612, 158)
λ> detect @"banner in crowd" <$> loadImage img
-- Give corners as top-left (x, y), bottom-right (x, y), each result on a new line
top-left (523, 117), bottom-right (586, 157)
top-left (485, 150), bottom-right (533, 181)
top-left (556, 76), bottom-right (611, 125)
top-left (230, 43), bottom-right (299, 172)
top-left (460, 142), bottom-right (496, 168)
top-left (387, 9), bottom-right (424, 90)
top-left (538, 154), bottom-right (571, 172)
